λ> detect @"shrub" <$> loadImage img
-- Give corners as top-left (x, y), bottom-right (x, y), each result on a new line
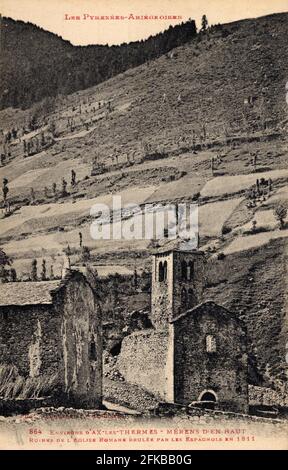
top-left (273, 203), bottom-right (287, 229)
top-left (221, 224), bottom-right (232, 235)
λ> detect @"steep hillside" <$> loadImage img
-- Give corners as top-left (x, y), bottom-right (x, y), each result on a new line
top-left (206, 237), bottom-right (288, 382)
top-left (1, 13), bottom-right (287, 165)
top-left (0, 16), bottom-right (196, 109)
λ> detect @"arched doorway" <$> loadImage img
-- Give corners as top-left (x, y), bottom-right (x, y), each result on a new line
top-left (198, 390), bottom-right (218, 410)
top-left (110, 341), bottom-right (122, 357)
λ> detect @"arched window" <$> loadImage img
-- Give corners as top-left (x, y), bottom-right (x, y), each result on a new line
top-left (206, 335), bottom-right (217, 353)
top-left (187, 261), bottom-right (194, 281)
top-left (89, 335), bottom-right (97, 361)
top-left (158, 261), bottom-right (164, 282)
top-left (181, 287), bottom-right (188, 308)
top-left (200, 391), bottom-right (217, 402)
top-left (163, 261), bottom-right (168, 282)
top-left (188, 288), bottom-right (196, 307)
top-left (198, 390), bottom-right (218, 409)
top-left (181, 261), bottom-right (187, 280)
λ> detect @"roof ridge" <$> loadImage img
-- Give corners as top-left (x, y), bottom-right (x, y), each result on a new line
top-left (169, 301), bottom-right (240, 324)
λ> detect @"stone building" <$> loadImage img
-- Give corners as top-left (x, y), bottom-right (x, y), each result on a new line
top-left (118, 246), bottom-right (249, 413)
top-left (151, 247), bottom-right (205, 329)
top-left (172, 302), bottom-right (248, 412)
top-left (0, 270), bottom-right (102, 408)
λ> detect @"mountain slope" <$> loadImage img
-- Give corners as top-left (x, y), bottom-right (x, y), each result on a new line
top-left (0, 16), bottom-right (196, 109)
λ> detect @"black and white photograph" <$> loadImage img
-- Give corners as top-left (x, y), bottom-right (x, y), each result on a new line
top-left (0, 0), bottom-right (287, 451)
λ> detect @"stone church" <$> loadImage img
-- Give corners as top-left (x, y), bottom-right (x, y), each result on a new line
top-left (0, 269), bottom-right (102, 408)
top-left (119, 245), bottom-right (249, 413)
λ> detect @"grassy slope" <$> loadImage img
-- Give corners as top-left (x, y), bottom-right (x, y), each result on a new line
top-left (205, 237), bottom-right (288, 381)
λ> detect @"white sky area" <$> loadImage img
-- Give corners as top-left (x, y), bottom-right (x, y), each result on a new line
top-left (0, 0), bottom-right (287, 45)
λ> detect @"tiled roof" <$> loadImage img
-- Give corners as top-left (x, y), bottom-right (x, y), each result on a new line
top-left (0, 280), bottom-right (62, 307)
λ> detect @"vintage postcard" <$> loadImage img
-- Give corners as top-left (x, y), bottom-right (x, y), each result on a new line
top-left (0, 0), bottom-right (287, 451)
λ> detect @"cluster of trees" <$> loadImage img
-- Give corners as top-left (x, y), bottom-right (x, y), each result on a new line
top-left (23, 130), bottom-right (54, 157)
top-left (244, 178), bottom-right (287, 230)
top-left (29, 170), bottom-right (77, 204)
top-left (274, 204), bottom-right (287, 229)
top-left (1, 171), bottom-right (77, 208)
top-left (0, 248), bottom-right (16, 282)
top-left (64, 236), bottom-right (91, 264)
top-left (30, 258), bottom-right (52, 281)
top-left (0, 17), bottom-right (197, 110)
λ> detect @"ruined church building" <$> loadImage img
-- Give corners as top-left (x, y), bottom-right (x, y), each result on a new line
top-left (119, 247), bottom-right (249, 413)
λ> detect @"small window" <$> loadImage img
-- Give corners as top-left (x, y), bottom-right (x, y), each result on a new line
top-left (163, 261), bottom-right (167, 281)
top-left (159, 260), bottom-right (167, 282)
top-left (181, 261), bottom-right (187, 280)
top-left (187, 261), bottom-right (194, 281)
top-left (206, 335), bottom-right (217, 353)
top-left (188, 288), bottom-right (196, 307)
top-left (181, 287), bottom-right (188, 308)
top-left (89, 335), bottom-right (97, 361)
top-left (158, 261), bottom-right (164, 282)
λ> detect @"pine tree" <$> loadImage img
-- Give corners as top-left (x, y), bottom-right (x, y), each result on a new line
top-left (274, 204), bottom-right (287, 229)
top-left (0, 247), bottom-right (11, 282)
top-left (81, 245), bottom-right (91, 263)
top-left (201, 15), bottom-right (208, 32)
top-left (2, 178), bottom-right (9, 203)
top-left (62, 178), bottom-right (67, 197)
top-left (44, 186), bottom-right (49, 198)
top-left (41, 259), bottom-right (47, 280)
top-left (10, 268), bottom-right (17, 282)
top-left (133, 267), bottom-right (138, 288)
top-left (50, 264), bottom-right (54, 280)
top-left (65, 244), bottom-right (71, 257)
top-left (71, 169), bottom-right (76, 187)
top-left (31, 259), bottom-right (38, 281)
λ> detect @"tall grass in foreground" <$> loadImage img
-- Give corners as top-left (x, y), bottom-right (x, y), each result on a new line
top-left (0, 365), bottom-right (57, 399)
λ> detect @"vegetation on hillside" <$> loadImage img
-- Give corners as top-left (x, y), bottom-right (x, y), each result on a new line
top-left (0, 17), bottom-right (197, 110)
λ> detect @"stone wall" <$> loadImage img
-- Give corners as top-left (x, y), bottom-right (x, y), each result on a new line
top-left (151, 251), bottom-right (205, 330)
top-left (118, 329), bottom-right (170, 400)
top-left (149, 401), bottom-right (286, 430)
top-left (54, 274), bottom-right (102, 408)
top-left (0, 273), bottom-right (103, 409)
top-left (173, 303), bottom-right (248, 413)
top-left (249, 385), bottom-right (288, 407)
top-left (0, 304), bottom-right (60, 380)
top-left (172, 251), bottom-right (205, 318)
top-left (151, 252), bottom-right (173, 329)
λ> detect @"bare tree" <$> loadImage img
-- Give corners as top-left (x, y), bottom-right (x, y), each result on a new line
top-left (31, 259), bottom-right (38, 281)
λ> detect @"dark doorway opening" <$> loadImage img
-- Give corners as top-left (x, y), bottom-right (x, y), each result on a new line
top-left (110, 341), bottom-right (122, 357)
top-left (199, 391), bottom-right (217, 410)
top-left (201, 391), bottom-right (216, 402)
top-left (89, 334), bottom-right (97, 361)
